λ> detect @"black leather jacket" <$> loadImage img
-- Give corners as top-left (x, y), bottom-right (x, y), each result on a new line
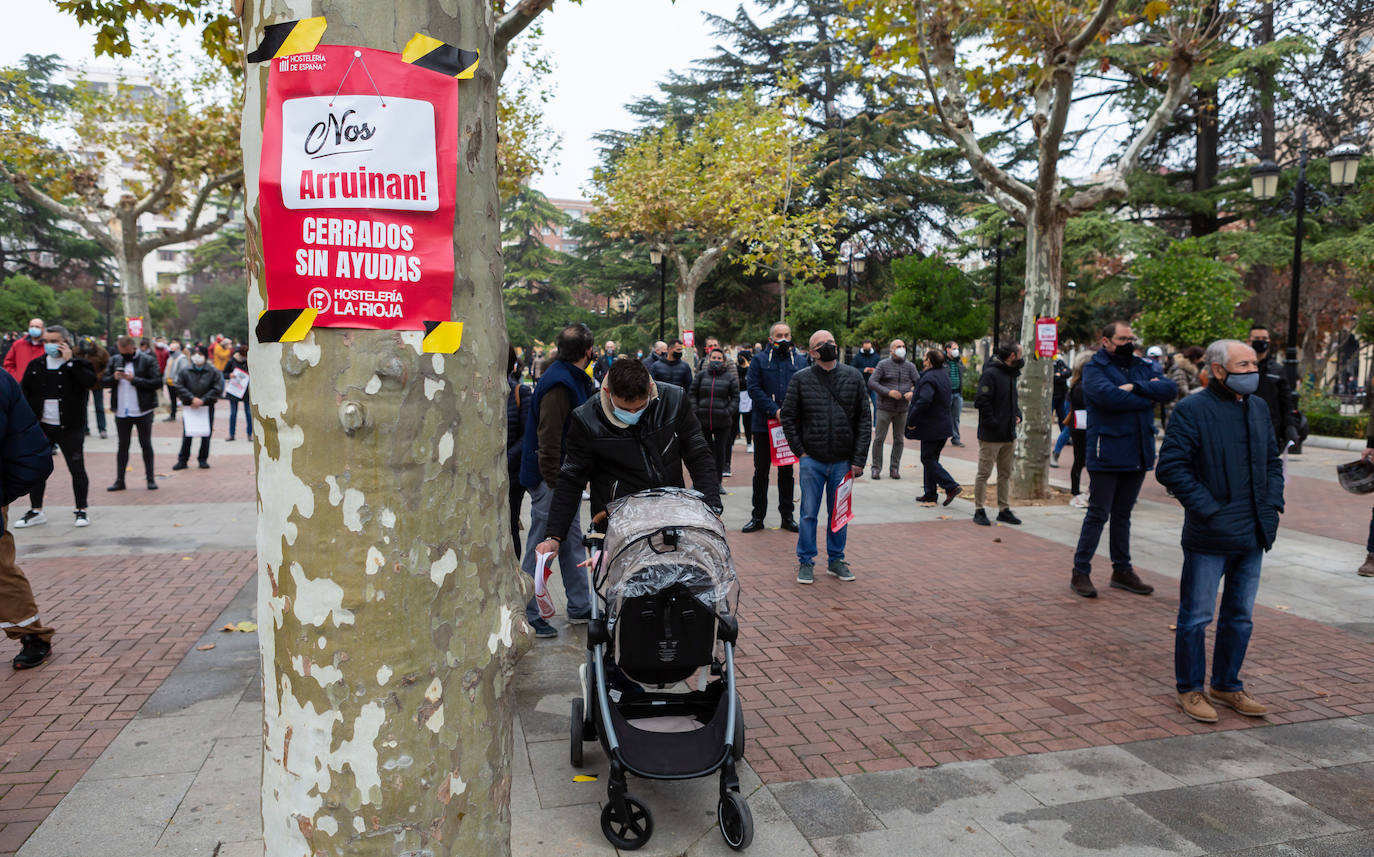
top-left (779, 363), bottom-right (871, 466)
top-left (546, 383), bottom-right (720, 537)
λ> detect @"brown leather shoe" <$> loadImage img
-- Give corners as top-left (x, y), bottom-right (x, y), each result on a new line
top-left (943, 485), bottom-right (962, 506)
top-left (1070, 573), bottom-right (1097, 598)
top-left (1110, 568), bottom-right (1154, 596)
top-left (1178, 691), bottom-right (1218, 723)
top-left (1359, 553), bottom-right (1374, 578)
top-left (1208, 689), bottom-right (1268, 717)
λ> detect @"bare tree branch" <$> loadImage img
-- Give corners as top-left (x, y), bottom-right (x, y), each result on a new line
top-left (494, 0), bottom-right (556, 55)
top-left (1066, 0), bottom-right (1122, 55)
top-left (0, 163), bottom-right (117, 252)
top-left (915, 5), bottom-right (1035, 212)
top-left (1064, 48), bottom-right (1193, 213)
top-left (132, 161), bottom-right (177, 218)
top-left (136, 169), bottom-right (243, 254)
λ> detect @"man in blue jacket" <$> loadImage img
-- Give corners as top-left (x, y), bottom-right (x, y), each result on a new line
top-left (1069, 322), bottom-right (1177, 598)
top-left (0, 371), bottom-right (58, 669)
top-left (520, 324), bottom-right (597, 639)
top-left (743, 322), bottom-right (809, 533)
top-left (1157, 340), bottom-right (1283, 723)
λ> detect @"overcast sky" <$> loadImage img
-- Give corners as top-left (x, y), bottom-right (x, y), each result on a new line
top-left (2, 1), bottom-right (749, 201)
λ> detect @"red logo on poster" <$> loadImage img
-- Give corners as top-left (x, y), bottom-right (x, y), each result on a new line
top-left (683, 329), bottom-right (695, 349)
top-left (259, 45), bottom-right (457, 331)
top-left (126, 317), bottom-right (144, 338)
top-left (1035, 317), bottom-right (1058, 358)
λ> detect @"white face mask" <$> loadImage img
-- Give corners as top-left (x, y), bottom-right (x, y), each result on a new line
top-left (191, 354), bottom-right (206, 367)
top-left (894, 347), bottom-right (907, 360)
top-left (949, 348), bottom-right (960, 359)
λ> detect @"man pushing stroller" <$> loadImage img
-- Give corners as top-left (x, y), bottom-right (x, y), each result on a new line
top-left (536, 357), bottom-right (723, 580)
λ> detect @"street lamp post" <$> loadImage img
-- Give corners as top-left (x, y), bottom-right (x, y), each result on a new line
top-left (650, 248), bottom-right (665, 342)
top-left (834, 252), bottom-right (866, 335)
top-left (976, 229), bottom-right (1009, 349)
top-left (1251, 135), bottom-right (1362, 393)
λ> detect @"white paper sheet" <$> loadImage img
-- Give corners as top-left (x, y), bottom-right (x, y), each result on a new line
top-left (182, 406), bottom-right (212, 438)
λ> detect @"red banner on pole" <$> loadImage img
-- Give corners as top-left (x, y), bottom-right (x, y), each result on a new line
top-left (1035, 317), bottom-right (1058, 358)
top-left (259, 45), bottom-right (457, 331)
top-left (126, 317), bottom-right (144, 338)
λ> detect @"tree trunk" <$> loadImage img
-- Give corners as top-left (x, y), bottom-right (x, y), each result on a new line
top-left (1011, 210), bottom-right (1065, 500)
top-left (242, 4), bottom-right (527, 857)
top-left (116, 252), bottom-right (150, 336)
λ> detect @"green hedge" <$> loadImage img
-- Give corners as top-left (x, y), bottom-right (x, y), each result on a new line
top-left (1306, 412), bottom-right (1369, 440)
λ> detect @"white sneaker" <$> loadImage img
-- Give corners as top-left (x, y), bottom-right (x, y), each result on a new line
top-left (1070, 494), bottom-right (1089, 509)
top-left (12, 509), bottom-right (46, 528)
top-left (746, 444), bottom-right (754, 454)
top-left (74, 510), bottom-right (90, 527)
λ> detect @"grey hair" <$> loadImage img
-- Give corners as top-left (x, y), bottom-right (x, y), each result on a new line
top-left (44, 324), bottom-right (71, 344)
top-left (1204, 339), bottom-right (1242, 369)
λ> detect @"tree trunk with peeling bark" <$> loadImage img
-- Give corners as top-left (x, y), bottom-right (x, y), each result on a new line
top-left (671, 243), bottom-right (727, 338)
top-left (242, 3), bottom-right (528, 855)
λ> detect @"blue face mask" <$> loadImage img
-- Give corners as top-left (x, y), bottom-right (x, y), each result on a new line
top-left (613, 405), bottom-right (644, 425)
top-left (44, 342), bottom-right (60, 357)
top-left (29, 327), bottom-right (42, 339)
top-left (1222, 370), bottom-right (1259, 396)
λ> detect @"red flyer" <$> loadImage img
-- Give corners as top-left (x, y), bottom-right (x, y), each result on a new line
top-left (1035, 317), bottom-right (1058, 358)
top-left (126, 317), bottom-right (144, 338)
top-left (259, 44), bottom-right (457, 330)
top-left (768, 418), bottom-right (797, 467)
top-left (830, 472), bottom-right (853, 532)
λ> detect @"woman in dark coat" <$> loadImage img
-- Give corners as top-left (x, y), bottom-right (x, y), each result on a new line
top-left (689, 347), bottom-right (739, 481)
top-left (905, 349), bottom-right (961, 505)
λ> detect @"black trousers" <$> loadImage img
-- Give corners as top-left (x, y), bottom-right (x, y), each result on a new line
top-left (115, 413), bottom-right (155, 483)
top-left (32, 425), bottom-right (88, 509)
top-left (702, 427), bottom-right (732, 480)
top-left (919, 438), bottom-right (959, 497)
top-left (1070, 429), bottom-right (1087, 495)
top-left (177, 403), bottom-right (214, 465)
top-left (508, 461), bottom-right (527, 560)
top-left (1072, 469), bottom-right (1146, 575)
top-left (750, 430), bottom-right (794, 521)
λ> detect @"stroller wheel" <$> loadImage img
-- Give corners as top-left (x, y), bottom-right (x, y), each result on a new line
top-left (570, 698), bottom-right (585, 768)
top-left (601, 796), bottom-right (653, 850)
top-left (718, 792), bottom-right (753, 851)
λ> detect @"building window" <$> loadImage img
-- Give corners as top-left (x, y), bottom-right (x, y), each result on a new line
top-left (157, 272), bottom-right (179, 287)
top-left (157, 250), bottom-right (178, 262)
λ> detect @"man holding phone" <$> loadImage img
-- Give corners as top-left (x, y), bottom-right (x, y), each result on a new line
top-left (102, 335), bottom-right (162, 491)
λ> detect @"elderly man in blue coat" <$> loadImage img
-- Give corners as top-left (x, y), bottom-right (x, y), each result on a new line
top-left (1157, 339), bottom-right (1283, 723)
top-left (1069, 321), bottom-right (1177, 599)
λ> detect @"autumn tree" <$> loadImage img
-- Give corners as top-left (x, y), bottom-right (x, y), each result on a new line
top-left (592, 92), bottom-right (838, 335)
top-left (0, 56), bottom-right (242, 327)
top-left (859, 0), bottom-right (1218, 498)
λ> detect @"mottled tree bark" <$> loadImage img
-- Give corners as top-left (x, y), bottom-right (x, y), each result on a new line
top-left (242, 2), bottom-right (529, 855)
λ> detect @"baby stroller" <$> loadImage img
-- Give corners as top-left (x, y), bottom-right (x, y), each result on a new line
top-left (570, 487), bottom-right (751, 851)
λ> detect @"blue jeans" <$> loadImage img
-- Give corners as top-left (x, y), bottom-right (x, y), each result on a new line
top-left (1175, 549), bottom-right (1263, 693)
top-left (1053, 398), bottom-right (1071, 455)
top-left (228, 395), bottom-right (252, 438)
top-left (1072, 470), bottom-right (1145, 575)
top-left (520, 480), bottom-right (590, 623)
top-left (797, 456), bottom-right (850, 565)
top-left (950, 393), bottom-right (963, 443)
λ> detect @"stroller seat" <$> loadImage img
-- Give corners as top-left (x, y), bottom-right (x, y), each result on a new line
top-left (615, 573), bottom-right (718, 686)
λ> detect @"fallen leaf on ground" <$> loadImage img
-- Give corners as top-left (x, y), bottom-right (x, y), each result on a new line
top-left (992, 538), bottom-right (1002, 543)
top-left (196, 643), bottom-right (216, 651)
top-left (235, 621), bottom-right (258, 632)
top-left (221, 624), bottom-right (236, 632)
top-left (938, 515), bottom-right (951, 520)
top-left (1168, 625), bottom-right (1177, 631)
top-left (573, 775), bottom-right (597, 782)
top-left (1275, 605), bottom-right (1290, 611)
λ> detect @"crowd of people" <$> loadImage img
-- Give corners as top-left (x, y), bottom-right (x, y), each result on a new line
top-left (0, 321), bottom-right (252, 670)
top-left (512, 319), bottom-right (1371, 724)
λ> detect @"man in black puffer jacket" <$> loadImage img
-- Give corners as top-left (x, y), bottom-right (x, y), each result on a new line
top-left (780, 330), bottom-right (870, 585)
top-left (540, 358), bottom-right (720, 547)
top-left (648, 338), bottom-right (693, 389)
top-left (972, 343), bottom-right (1024, 527)
top-left (1156, 339), bottom-right (1283, 725)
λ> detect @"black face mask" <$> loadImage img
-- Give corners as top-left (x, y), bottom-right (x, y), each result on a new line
top-left (1113, 342), bottom-right (1134, 360)
top-left (816, 342), bottom-right (839, 362)
top-left (709, 361), bottom-right (726, 374)
top-left (773, 339), bottom-right (791, 352)
top-left (669, 351), bottom-right (682, 362)
top-left (1009, 357), bottom-right (1025, 370)
top-left (1251, 339), bottom-right (1269, 356)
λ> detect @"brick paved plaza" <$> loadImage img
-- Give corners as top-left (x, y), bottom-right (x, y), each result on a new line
top-left (2, 413), bottom-right (1372, 855)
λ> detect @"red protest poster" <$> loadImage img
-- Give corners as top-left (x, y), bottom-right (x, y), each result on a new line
top-left (1035, 317), bottom-right (1058, 358)
top-left (126, 317), bottom-right (144, 338)
top-left (259, 45), bottom-right (457, 330)
top-left (768, 418), bottom-right (797, 467)
top-left (830, 472), bottom-right (853, 533)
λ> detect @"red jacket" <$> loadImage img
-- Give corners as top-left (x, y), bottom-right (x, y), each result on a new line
top-left (2, 338), bottom-right (43, 383)
top-left (154, 345), bottom-right (170, 373)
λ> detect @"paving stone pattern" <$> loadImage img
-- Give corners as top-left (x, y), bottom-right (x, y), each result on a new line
top-left (729, 519), bottom-right (1374, 783)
